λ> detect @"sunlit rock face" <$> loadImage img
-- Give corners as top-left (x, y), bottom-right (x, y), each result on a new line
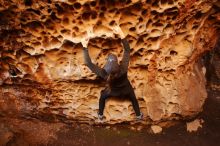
top-left (0, 0), bottom-right (219, 124)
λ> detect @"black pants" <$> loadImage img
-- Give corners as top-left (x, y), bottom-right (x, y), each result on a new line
top-left (98, 87), bottom-right (141, 116)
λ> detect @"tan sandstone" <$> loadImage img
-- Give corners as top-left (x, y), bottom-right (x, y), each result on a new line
top-left (0, 0), bottom-right (219, 124)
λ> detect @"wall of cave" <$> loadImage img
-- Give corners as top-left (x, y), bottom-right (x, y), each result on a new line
top-left (0, 0), bottom-right (219, 124)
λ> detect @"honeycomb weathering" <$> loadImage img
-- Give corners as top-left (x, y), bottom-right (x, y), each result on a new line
top-left (0, 0), bottom-right (219, 124)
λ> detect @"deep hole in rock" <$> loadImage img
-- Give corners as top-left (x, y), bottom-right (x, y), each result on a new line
top-left (195, 11), bottom-right (203, 19)
top-left (82, 12), bottom-right (91, 20)
top-left (55, 4), bottom-right (64, 15)
top-left (170, 50), bottom-right (178, 56)
top-left (129, 27), bottom-right (136, 31)
top-left (109, 20), bottom-right (116, 26)
top-left (24, 0), bottom-right (32, 6)
top-left (74, 2), bottom-right (81, 9)
top-left (90, 1), bottom-right (97, 7)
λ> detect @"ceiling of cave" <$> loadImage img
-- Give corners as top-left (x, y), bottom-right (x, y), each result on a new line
top-left (0, 0), bottom-right (219, 83)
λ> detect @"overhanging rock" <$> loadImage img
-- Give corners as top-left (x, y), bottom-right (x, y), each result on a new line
top-left (0, 0), bottom-right (219, 124)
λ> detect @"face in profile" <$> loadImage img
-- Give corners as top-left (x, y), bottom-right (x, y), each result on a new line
top-left (103, 53), bottom-right (119, 74)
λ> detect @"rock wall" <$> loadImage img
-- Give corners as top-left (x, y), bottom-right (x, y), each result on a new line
top-left (204, 37), bottom-right (220, 90)
top-left (0, 0), bottom-right (219, 124)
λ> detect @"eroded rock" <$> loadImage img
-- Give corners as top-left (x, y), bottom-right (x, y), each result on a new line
top-left (0, 0), bottom-right (219, 124)
top-left (151, 125), bottom-right (162, 134)
top-left (0, 123), bottom-right (14, 146)
top-left (186, 119), bottom-right (204, 132)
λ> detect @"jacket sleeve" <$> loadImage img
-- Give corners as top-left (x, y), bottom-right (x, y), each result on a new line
top-left (120, 38), bottom-right (130, 74)
top-left (83, 47), bottom-right (107, 79)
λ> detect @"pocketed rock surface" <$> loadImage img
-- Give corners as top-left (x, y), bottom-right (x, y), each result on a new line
top-left (0, 0), bottom-right (219, 124)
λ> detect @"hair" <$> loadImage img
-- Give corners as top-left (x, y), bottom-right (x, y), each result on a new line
top-left (104, 53), bottom-right (119, 75)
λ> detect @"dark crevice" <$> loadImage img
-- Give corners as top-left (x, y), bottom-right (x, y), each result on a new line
top-left (24, 0), bottom-right (32, 6)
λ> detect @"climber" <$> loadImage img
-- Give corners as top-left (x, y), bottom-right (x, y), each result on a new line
top-left (81, 26), bottom-right (143, 120)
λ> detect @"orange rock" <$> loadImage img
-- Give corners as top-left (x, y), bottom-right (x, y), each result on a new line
top-left (0, 0), bottom-right (219, 124)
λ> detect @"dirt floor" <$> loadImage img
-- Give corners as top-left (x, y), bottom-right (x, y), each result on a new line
top-left (0, 88), bottom-right (220, 146)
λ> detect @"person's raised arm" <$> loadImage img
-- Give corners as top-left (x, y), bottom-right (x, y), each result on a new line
top-left (111, 25), bottom-right (130, 74)
top-left (120, 38), bottom-right (130, 74)
top-left (81, 28), bottom-right (107, 79)
top-left (82, 46), bottom-right (106, 79)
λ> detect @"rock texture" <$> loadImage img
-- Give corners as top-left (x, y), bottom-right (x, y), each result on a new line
top-left (205, 38), bottom-right (220, 90)
top-left (0, 0), bottom-right (219, 124)
top-left (151, 125), bottom-right (162, 134)
top-left (186, 119), bottom-right (204, 132)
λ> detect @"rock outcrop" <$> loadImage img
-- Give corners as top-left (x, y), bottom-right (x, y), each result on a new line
top-left (0, 0), bottom-right (219, 124)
